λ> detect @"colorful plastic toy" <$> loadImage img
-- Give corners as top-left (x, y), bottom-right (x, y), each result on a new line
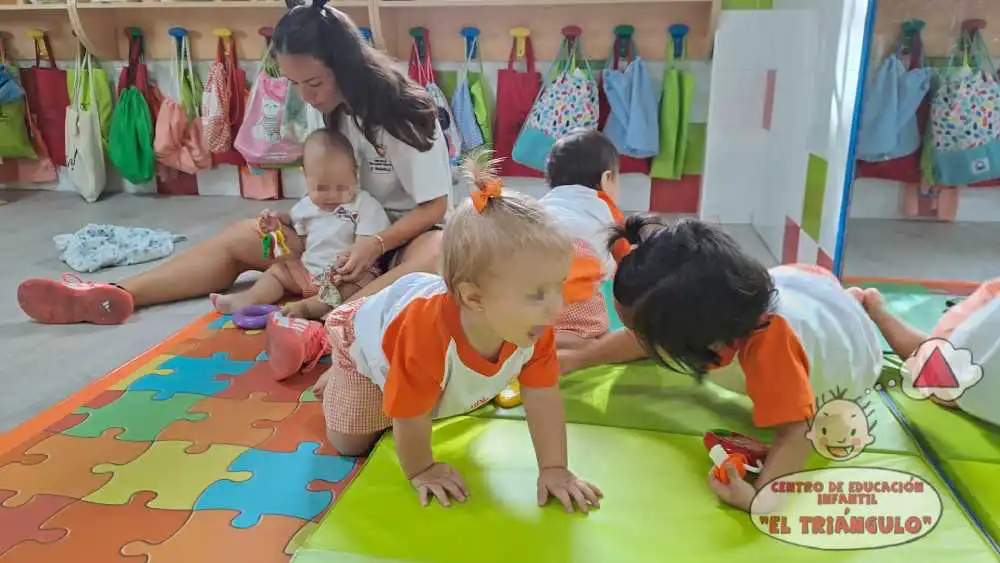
top-left (258, 216), bottom-right (291, 260)
top-left (704, 428), bottom-right (769, 484)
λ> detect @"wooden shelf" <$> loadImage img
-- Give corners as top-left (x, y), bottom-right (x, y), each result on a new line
top-left (0, 2), bottom-right (66, 10)
top-left (379, 0), bottom-right (708, 6)
top-left (72, 0), bottom-right (369, 8)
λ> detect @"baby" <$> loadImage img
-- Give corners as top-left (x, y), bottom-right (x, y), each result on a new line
top-left (265, 153), bottom-right (602, 512)
top-left (855, 280), bottom-right (999, 427)
top-left (211, 128), bottom-right (390, 315)
top-left (608, 215), bottom-right (883, 512)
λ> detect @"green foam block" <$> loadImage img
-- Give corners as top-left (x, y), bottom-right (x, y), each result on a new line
top-left (941, 459), bottom-right (1000, 542)
top-left (301, 417), bottom-right (997, 563)
top-left (883, 389), bottom-right (1000, 464)
top-left (476, 360), bottom-right (918, 455)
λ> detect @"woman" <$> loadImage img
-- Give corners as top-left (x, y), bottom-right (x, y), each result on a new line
top-left (16, 2), bottom-right (451, 325)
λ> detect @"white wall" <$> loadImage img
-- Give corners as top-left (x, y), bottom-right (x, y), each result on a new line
top-left (2, 56), bottom-right (712, 214)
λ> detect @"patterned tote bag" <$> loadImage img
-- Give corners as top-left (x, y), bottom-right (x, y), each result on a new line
top-left (930, 25), bottom-right (1000, 185)
top-left (512, 32), bottom-right (598, 172)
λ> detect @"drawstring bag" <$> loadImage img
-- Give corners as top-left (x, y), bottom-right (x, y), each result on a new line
top-left (451, 35), bottom-right (490, 152)
top-left (202, 36), bottom-right (233, 153)
top-left (512, 32), bottom-right (598, 172)
top-left (280, 84), bottom-right (324, 143)
top-left (154, 32), bottom-right (211, 179)
top-left (20, 31), bottom-right (69, 166)
top-left (108, 32), bottom-right (158, 185)
top-left (209, 35), bottom-right (248, 166)
top-left (234, 44), bottom-right (302, 166)
top-left (0, 41), bottom-right (36, 160)
top-left (602, 36), bottom-right (659, 159)
top-left (409, 29), bottom-right (462, 166)
top-left (930, 25), bottom-right (1000, 185)
top-left (66, 46), bottom-right (113, 149)
top-left (857, 27), bottom-right (931, 162)
top-left (65, 44), bottom-right (106, 203)
top-left (856, 20), bottom-right (929, 183)
top-left (650, 26), bottom-right (695, 180)
top-left (494, 34), bottom-right (543, 178)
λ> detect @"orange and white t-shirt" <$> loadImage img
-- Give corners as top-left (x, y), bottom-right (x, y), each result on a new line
top-left (539, 185), bottom-right (630, 276)
top-left (707, 265), bottom-right (883, 428)
top-left (348, 272), bottom-right (560, 419)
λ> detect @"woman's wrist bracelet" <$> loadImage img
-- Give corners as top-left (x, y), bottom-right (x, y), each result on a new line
top-left (373, 234), bottom-right (386, 256)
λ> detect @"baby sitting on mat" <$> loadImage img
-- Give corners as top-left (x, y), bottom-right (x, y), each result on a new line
top-left (211, 129), bottom-right (390, 315)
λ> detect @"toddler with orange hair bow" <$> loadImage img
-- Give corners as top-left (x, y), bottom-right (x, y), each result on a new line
top-left (269, 151), bottom-right (602, 512)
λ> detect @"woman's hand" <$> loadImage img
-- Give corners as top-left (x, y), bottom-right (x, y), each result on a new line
top-left (410, 462), bottom-right (469, 507)
top-left (537, 467), bottom-right (603, 513)
top-left (708, 463), bottom-right (757, 512)
top-left (334, 236), bottom-right (383, 283)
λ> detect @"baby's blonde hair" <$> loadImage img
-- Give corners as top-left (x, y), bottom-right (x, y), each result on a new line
top-left (441, 151), bottom-right (573, 293)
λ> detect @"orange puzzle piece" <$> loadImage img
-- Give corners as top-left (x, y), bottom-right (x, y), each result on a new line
top-left (253, 402), bottom-right (339, 456)
top-left (157, 393), bottom-right (297, 454)
top-left (174, 328), bottom-right (267, 362)
top-left (121, 509), bottom-right (307, 563)
top-left (0, 429), bottom-right (150, 507)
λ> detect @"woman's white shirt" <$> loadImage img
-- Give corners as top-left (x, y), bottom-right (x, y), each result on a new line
top-left (338, 115), bottom-right (451, 218)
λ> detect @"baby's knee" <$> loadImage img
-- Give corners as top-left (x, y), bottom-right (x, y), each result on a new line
top-left (325, 428), bottom-right (380, 457)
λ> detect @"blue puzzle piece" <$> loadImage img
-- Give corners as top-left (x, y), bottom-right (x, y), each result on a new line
top-left (128, 352), bottom-right (255, 400)
top-left (193, 442), bottom-right (355, 527)
top-left (208, 315), bottom-right (232, 329)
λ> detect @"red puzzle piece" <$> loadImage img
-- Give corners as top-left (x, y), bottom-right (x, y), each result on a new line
top-left (0, 491), bottom-right (74, 556)
top-left (1, 492), bottom-right (189, 563)
top-left (215, 361), bottom-right (320, 403)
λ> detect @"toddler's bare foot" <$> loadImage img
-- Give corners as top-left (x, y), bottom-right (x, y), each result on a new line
top-left (210, 293), bottom-right (246, 315)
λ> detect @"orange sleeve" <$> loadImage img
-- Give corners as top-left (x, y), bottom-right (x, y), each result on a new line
top-left (381, 298), bottom-right (448, 419)
top-left (563, 243), bottom-right (603, 304)
top-left (738, 315), bottom-right (816, 428)
top-left (597, 190), bottom-right (631, 263)
top-left (517, 327), bottom-right (559, 389)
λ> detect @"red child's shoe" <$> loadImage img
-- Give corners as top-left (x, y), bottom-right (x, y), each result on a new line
top-left (18, 274), bottom-right (134, 325)
top-left (704, 428), bottom-right (769, 483)
top-left (265, 313), bottom-right (331, 381)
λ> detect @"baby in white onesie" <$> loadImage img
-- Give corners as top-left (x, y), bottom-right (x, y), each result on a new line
top-left (211, 129), bottom-right (390, 314)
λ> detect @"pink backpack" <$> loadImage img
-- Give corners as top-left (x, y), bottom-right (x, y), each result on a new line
top-left (233, 48), bottom-right (302, 166)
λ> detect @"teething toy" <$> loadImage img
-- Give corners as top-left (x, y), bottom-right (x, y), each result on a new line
top-left (232, 304), bottom-right (281, 330)
top-left (258, 217), bottom-right (292, 260)
top-left (704, 429), bottom-right (768, 484)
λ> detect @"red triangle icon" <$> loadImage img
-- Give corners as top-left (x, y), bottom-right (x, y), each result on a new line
top-left (913, 347), bottom-right (960, 389)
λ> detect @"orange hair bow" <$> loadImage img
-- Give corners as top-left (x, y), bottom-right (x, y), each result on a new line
top-left (471, 179), bottom-right (502, 213)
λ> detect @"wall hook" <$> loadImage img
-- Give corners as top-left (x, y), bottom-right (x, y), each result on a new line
top-left (359, 26), bottom-right (373, 45)
top-left (409, 26), bottom-right (427, 57)
top-left (613, 24), bottom-right (633, 58)
top-left (669, 23), bottom-right (689, 58)
top-left (460, 26), bottom-right (479, 59)
top-left (510, 26), bottom-right (530, 59)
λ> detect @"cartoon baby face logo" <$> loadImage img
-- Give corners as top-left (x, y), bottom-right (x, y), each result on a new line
top-left (805, 388), bottom-right (877, 461)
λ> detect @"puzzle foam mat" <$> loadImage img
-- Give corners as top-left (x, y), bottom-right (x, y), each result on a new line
top-left (296, 417), bottom-right (1000, 563)
top-left (0, 313), bottom-right (360, 563)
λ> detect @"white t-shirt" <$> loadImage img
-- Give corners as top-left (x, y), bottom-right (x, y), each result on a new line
top-left (539, 185), bottom-right (620, 276)
top-left (291, 191), bottom-right (391, 277)
top-left (951, 298), bottom-right (1000, 426)
top-left (338, 115), bottom-right (452, 217)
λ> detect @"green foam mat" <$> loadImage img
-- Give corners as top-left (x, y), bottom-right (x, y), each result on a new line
top-left (475, 360), bottom-right (919, 455)
top-left (882, 388), bottom-right (1000, 464)
top-left (941, 460), bottom-right (1000, 542)
top-left (298, 417), bottom-right (998, 563)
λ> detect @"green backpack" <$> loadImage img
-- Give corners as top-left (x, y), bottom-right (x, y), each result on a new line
top-left (0, 62), bottom-right (37, 159)
top-left (108, 86), bottom-right (154, 184)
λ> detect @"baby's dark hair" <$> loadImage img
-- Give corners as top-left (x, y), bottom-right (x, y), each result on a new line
top-left (545, 128), bottom-right (620, 191)
top-left (304, 128), bottom-right (356, 169)
top-left (609, 214), bottom-right (776, 379)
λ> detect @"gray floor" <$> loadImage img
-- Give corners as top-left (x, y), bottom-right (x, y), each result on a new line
top-left (0, 191), bottom-right (782, 433)
top-left (842, 219), bottom-right (1000, 282)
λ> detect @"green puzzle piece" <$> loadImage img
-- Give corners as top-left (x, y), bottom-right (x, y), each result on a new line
top-left (62, 391), bottom-right (207, 442)
top-left (86, 440), bottom-right (252, 510)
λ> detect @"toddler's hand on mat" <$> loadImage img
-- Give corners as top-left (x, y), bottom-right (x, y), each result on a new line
top-left (411, 463), bottom-right (469, 508)
top-left (708, 463), bottom-right (756, 512)
top-left (537, 467), bottom-right (602, 513)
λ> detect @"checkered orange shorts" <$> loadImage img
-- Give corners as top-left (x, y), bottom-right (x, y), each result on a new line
top-left (322, 298), bottom-right (393, 436)
top-left (555, 292), bottom-right (610, 339)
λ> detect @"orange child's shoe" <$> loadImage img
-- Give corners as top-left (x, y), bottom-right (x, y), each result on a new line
top-left (17, 274), bottom-right (134, 325)
top-left (265, 313), bottom-right (332, 381)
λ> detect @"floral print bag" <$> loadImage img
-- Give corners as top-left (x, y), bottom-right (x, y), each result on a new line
top-left (512, 31), bottom-right (598, 172)
top-left (930, 25), bottom-right (1000, 185)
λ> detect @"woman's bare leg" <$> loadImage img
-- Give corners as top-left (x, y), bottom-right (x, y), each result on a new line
top-left (343, 230), bottom-right (442, 303)
top-left (119, 219), bottom-right (303, 307)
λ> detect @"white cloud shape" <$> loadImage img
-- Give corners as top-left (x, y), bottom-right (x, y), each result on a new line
top-left (900, 337), bottom-right (983, 402)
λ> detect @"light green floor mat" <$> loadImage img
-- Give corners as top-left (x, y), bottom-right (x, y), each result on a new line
top-left (297, 417), bottom-right (998, 563)
top-left (942, 459), bottom-right (1000, 542)
top-left (883, 388), bottom-right (1000, 464)
top-left (475, 360), bottom-right (918, 455)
